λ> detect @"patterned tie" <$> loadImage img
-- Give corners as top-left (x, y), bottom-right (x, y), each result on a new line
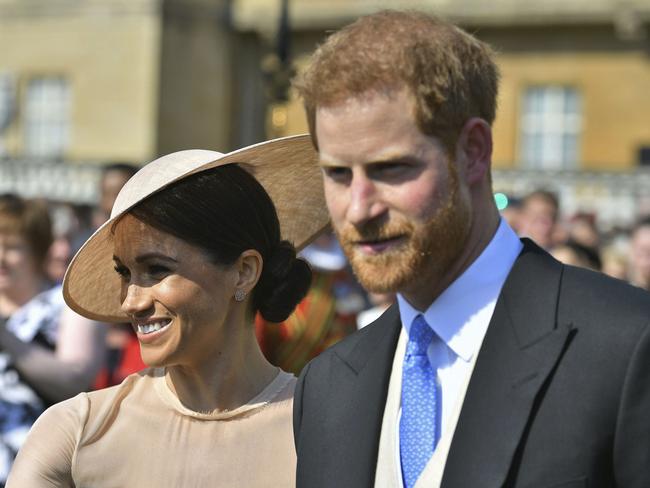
top-left (399, 314), bottom-right (437, 488)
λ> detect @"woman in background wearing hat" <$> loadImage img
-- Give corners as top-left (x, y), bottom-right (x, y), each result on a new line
top-left (7, 136), bottom-right (328, 487)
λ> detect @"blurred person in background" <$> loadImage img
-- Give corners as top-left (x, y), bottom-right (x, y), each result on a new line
top-left (550, 212), bottom-right (602, 272)
top-left (44, 202), bottom-right (94, 285)
top-left (567, 212), bottom-right (600, 250)
top-left (550, 240), bottom-right (602, 271)
top-left (498, 195), bottom-right (522, 234)
top-left (356, 291), bottom-right (396, 330)
top-left (517, 189), bottom-right (560, 249)
top-left (601, 244), bottom-right (629, 281)
top-left (91, 162), bottom-right (146, 389)
top-left (91, 163), bottom-right (138, 229)
top-left (629, 216), bottom-right (650, 291)
top-left (0, 194), bottom-right (105, 485)
top-left (600, 229), bottom-right (630, 281)
top-left (256, 232), bottom-right (365, 375)
top-left (43, 233), bottom-right (71, 284)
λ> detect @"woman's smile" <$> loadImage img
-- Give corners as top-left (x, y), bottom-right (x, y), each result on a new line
top-left (133, 318), bottom-right (173, 343)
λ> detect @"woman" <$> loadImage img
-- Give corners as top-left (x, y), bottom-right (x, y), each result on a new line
top-left (0, 195), bottom-right (105, 485)
top-left (7, 136), bottom-right (328, 487)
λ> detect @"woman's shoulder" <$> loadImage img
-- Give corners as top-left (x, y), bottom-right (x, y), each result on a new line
top-left (85, 368), bottom-right (158, 403)
top-left (268, 370), bottom-right (297, 404)
top-left (248, 370), bottom-right (296, 418)
top-left (7, 393), bottom-right (86, 486)
top-left (35, 392), bottom-right (88, 430)
top-left (33, 369), bottom-right (157, 431)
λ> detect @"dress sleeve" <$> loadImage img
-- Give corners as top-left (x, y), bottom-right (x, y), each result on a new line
top-left (6, 394), bottom-right (88, 488)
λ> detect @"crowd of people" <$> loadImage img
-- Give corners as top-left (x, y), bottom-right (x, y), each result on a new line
top-left (503, 189), bottom-right (650, 291)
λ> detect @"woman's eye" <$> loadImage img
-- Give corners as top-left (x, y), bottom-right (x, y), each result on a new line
top-left (113, 265), bottom-right (130, 280)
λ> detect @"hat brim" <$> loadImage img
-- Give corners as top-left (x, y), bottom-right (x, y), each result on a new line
top-left (63, 134), bottom-right (329, 323)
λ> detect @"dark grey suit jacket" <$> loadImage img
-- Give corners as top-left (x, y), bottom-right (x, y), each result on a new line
top-left (294, 239), bottom-right (650, 488)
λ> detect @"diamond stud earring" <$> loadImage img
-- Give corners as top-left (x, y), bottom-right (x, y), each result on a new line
top-left (234, 289), bottom-right (246, 302)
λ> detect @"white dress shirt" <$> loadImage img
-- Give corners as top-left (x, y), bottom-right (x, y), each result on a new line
top-left (396, 218), bottom-right (523, 443)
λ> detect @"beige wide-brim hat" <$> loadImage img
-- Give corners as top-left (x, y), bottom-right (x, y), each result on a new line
top-left (63, 134), bottom-right (329, 323)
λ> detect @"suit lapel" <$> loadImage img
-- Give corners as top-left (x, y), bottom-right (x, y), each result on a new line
top-left (442, 240), bottom-right (574, 488)
top-left (327, 304), bottom-right (401, 486)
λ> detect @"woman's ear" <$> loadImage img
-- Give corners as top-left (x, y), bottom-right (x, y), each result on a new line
top-left (234, 249), bottom-right (263, 295)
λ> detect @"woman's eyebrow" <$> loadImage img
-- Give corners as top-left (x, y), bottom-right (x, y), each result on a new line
top-left (134, 253), bottom-right (178, 264)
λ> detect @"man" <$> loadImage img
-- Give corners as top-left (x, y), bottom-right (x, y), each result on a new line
top-left (518, 189), bottom-right (561, 250)
top-left (292, 10), bottom-right (650, 488)
top-left (92, 162), bottom-right (138, 229)
top-left (629, 215), bottom-right (650, 291)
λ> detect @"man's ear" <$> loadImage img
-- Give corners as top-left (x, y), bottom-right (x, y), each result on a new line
top-left (234, 249), bottom-right (263, 295)
top-left (456, 117), bottom-right (493, 186)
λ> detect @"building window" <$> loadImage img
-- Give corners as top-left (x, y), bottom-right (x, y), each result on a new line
top-left (520, 86), bottom-right (581, 169)
top-left (24, 77), bottom-right (70, 158)
top-left (0, 74), bottom-right (16, 156)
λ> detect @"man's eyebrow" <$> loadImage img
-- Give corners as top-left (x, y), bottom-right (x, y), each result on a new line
top-left (369, 156), bottom-right (418, 165)
top-left (319, 153), bottom-right (416, 167)
top-left (318, 157), bottom-right (342, 167)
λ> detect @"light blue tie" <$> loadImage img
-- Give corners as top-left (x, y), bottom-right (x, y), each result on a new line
top-left (400, 314), bottom-right (437, 488)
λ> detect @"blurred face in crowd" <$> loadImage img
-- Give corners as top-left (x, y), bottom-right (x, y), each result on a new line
top-left (550, 244), bottom-right (597, 271)
top-left (100, 169), bottom-right (134, 220)
top-left (45, 236), bottom-right (72, 284)
top-left (0, 232), bottom-right (40, 293)
top-left (630, 224), bottom-right (650, 290)
top-left (500, 205), bottom-right (521, 234)
top-left (519, 196), bottom-right (558, 249)
top-left (569, 218), bottom-right (599, 249)
top-left (113, 214), bottom-right (239, 368)
top-left (316, 89), bottom-right (471, 298)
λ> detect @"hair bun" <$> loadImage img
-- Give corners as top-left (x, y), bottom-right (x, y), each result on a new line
top-left (255, 240), bottom-right (312, 322)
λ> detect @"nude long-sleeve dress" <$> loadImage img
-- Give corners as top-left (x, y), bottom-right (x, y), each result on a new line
top-left (6, 368), bottom-right (297, 487)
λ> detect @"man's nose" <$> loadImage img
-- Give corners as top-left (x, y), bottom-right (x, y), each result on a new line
top-left (346, 173), bottom-right (387, 226)
top-left (120, 284), bottom-right (154, 317)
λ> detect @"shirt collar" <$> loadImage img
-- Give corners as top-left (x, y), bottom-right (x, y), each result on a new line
top-left (398, 218), bottom-right (523, 362)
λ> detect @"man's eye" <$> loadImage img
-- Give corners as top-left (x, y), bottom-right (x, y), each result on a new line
top-left (371, 163), bottom-right (408, 177)
top-left (322, 166), bottom-right (351, 182)
top-left (113, 265), bottom-right (130, 280)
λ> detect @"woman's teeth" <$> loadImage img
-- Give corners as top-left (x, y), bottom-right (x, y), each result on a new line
top-left (137, 321), bottom-right (170, 335)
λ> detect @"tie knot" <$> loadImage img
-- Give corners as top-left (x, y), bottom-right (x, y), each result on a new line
top-left (406, 315), bottom-right (434, 356)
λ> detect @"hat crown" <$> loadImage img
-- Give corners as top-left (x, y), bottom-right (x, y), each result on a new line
top-left (110, 149), bottom-right (224, 219)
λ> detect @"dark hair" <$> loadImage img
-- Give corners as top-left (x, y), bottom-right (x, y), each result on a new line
top-left (564, 240), bottom-right (602, 271)
top-left (632, 215), bottom-right (650, 235)
top-left (101, 162), bottom-right (139, 178)
top-left (0, 194), bottom-right (53, 271)
top-left (128, 164), bottom-right (311, 322)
